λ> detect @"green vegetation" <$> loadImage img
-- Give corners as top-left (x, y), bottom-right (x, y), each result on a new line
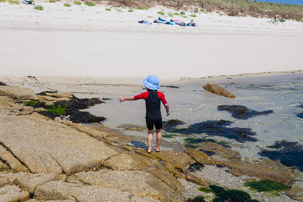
top-left (157, 11), bottom-right (165, 15)
top-left (74, 1), bottom-right (81, 5)
top-left (24, 100), bottom-right (45, 107)
top-left (84, 1), bottom-right (94, 6)
top-left (180, 11), bottom-right (185, 15)
top-left (49, 0), bottom-right (56, 3)
top-left (168, 12), bottom-right (173, 17)
top-left (128, 9), bottom-right (133, 12)
top-left (46, 104), bottom-right (67, 116)
top-left (198, 187), bottom-right (212, 193)
top-left (147, 16), bottom-right (153, 18)
top-left (190, 14), bottom-right (197, 17)
top-left (7, 0), bottom-right (19, 4)
top-left (187, 195), bottom-right (206, 202)
top-left (173, 12), bottom-right (179, 15)
top-left (244, 180), bottom-right (289, 194)
top-left (64, 3), bottom-right (71, 7)
top-left (34, 5), bottom-right (43, 10)
top-left (136, 6), bottom-right (148, 10)
top-left (105, 8), bottom-right (111, 11)
top-left (0, 0), bottom-right (7, 3)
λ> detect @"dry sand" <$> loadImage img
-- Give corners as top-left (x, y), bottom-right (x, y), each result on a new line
top-left (0, 0), bottom-right (303, 83)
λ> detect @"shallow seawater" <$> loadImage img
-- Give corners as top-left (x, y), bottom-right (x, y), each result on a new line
top-left (87, 73), bottom-right (303, 160)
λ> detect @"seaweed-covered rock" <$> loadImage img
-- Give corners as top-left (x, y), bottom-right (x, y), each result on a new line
top-left (259, 140), bottom-right (303, 172)
top-left (217, 105), bottom-right (273, 120)
top-left (203, 83), bottom-right (235, 98)
top-left (173, 120), bottom-right (257, 143)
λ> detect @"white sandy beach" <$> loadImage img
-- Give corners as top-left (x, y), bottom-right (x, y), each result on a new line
top-left (0, 0), bottom-right (303, 83)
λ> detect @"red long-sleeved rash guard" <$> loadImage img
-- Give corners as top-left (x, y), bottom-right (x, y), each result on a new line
top-left (134, 91), bottom-right (167, 104)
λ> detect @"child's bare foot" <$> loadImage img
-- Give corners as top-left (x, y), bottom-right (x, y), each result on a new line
top-left (147, 148), bottom-right (153, 153)
top-left (156, 148), bottom-right (161, 152)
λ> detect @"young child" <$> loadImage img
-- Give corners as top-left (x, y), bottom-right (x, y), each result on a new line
top-left (119, 75), bottom-right (170, 153)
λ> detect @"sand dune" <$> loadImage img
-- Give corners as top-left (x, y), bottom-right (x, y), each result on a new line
top-left (0, 1), bottom-right (303, 82)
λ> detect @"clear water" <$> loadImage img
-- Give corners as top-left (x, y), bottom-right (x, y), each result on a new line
top-left (87, 73), bottom-right (303, 160)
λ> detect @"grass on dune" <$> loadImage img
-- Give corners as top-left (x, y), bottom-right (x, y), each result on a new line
top-left (64, 3), bottom-right (71, 7)
top-left (7, 0), bottom-right (19, 4)
top-left (84, 1), bottom-right (94, 6)
top-left (0, 0), bottom-right (6, 2)
top-left (74, 1), bottom-right (81, 5)
top-left (34, 5), bottom-right (43, 10)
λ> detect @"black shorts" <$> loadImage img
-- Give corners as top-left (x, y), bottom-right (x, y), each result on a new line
top-left (146, 119), bottom-right (162, 130)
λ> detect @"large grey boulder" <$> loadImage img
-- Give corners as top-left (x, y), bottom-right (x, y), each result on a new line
top-left (0, 112), bottom-right (118, 175)
top-left (35, 181), bottom-right (159, 202)
top-left (0, 185), bottom-right (29, 201)
top-left (0, 86), bottom-right (38, 100)
top-left (74, 169), bottom-right (184, 201)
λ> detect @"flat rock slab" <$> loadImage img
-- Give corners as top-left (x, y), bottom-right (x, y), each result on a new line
top-left (0, 173), bottom-right (60, 194)
top-left (0, 185), bottom-right (29, 201)
top-left (35, 181), bottom-right (159, 202)
top-left (0, 86), bottom-right (38, 100)
top-left (0, 112), bottom-right (118, 175)
top-left (74, 170), bottom-right (184, 201)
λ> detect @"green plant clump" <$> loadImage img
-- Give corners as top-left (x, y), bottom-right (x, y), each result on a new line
top-left (173, 12), bottom-right (179, 15)
top-left (136, 6), bottom-right (148, 10)
top-left (34, 5), bottom-right (43, 10)
top-left (180, 11), bottom-right (185, 15)
top-left (157, 11), bottom-right (165, 15)
top-left (49, 0), bottom-right (56, 3)
top-left (46, 104), bottom-right (67, 116)
top-left (105, 8), bottom-right (111, 11)
top-left (84, 1), bottom-right (94, 6)
top-left (190, 14), bottom-right (197, 17)
top-left (198, 187), bottom-right (212, 193)
top-left (8, 0), bottom-right (19, 4)
top-left (74, 0), bottom-right (81, 5)
top-left (24, 100), bottom-right (45, 107)
top-left (64, 3), bottom-right (71, 7)
top-left (244, 180), bottom-right (289, 193)
top-left (128, 9), bottom-right (133, 12)
top-left (0, 0), bottom-right (6, 3)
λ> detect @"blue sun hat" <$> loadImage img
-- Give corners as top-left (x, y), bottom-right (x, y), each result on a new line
top-left (142, 75), bottom-right (160, 90)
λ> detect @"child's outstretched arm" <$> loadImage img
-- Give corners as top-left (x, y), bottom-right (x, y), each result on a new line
top-left (164, 103), bottom-right (170, 116)
top-left (119, 96), bottom-right (135, 103)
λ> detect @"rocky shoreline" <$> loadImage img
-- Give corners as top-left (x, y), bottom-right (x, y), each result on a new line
top-left (0, 82), bottom-right (302, 201)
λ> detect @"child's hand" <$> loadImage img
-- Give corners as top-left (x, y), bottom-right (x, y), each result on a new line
top-left (119, 97), bottom-right (124, 103)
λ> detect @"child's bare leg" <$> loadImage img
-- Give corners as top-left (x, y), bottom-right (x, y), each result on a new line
top-left (156, 129), bottom-right (162, 152)
top-left (147, 130), bottom-right (154, 152)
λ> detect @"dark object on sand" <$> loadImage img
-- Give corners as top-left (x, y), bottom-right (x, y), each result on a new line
top-left (161, 85), bottom-right (180, 89)
top-left (0, 82), bottom-right (7, 86)
top-left (203, 82), bottom-right (235, 98)
top-left (22, 0), bottom-right (35, 4)
top-left (218, 105), bottom-right (273, 120)
top-left (297, 112), bottom-right (303, 118)
top-left (37, 90), bottom-right (58, 95)
top-left (260, 140), bottom-right (303, 172)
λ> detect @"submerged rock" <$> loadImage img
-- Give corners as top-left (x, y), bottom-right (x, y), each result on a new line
top-left (217, 105), bottom-right (273, 120)
top-left (259, 140), bottom-right (303, 172)
top-left (0, 82), bottom-right (6, 86)
top-left (203, 83), bottom-right (235, 98)
top-left (208, 185), bottom-right (257, 202)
